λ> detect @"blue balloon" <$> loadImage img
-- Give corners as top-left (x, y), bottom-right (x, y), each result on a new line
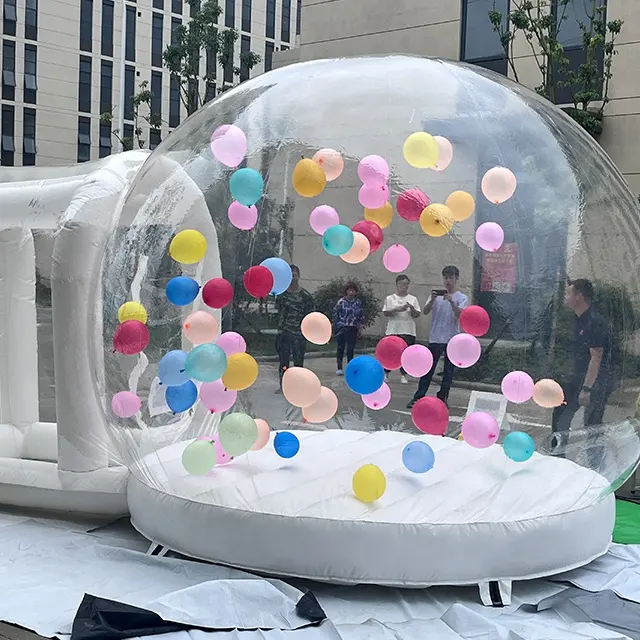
top-left (166, 276), bottom-right (200, 306)
top-left (159, 350), bottom-right (189, 386)
top-left (261, 257), bottom-right (292, 295)
top-left (184, 344), bottom-right (228, 382)
top-left (402, 441), bottom-right (435, 474)
top-left (503, 431), bottom-right (535, 462)
top-left (345, 355), bottom-right (385, 395)
top-left (274, 431), bottom-right (300, 459)
top-left (230, 168), bottom-right (264, 206)
top-left (322, 224), bottom-right (354, 256)
top-left (165, 380), bottom-right (198, 413)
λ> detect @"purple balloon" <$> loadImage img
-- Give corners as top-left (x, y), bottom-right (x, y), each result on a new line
top-left (476, 222), bottom-right (504, 252)
top-left (309, 205), bottom-right (340, 235)
top-left (199, 379), bottom-right (237, 413)
top-left (382, 244), bottom-right (411, 273)
top-left (446, 334), bottom-right (481, 369)
top-left (111, 391), bottom-right (141, 418)
top-left (228, 201), bottom-right (258, 230)
top-left (216, 331), bottom-right (247, 356)
top-left (362, 382), bottom-right (391, 410)
top-left (358, 183), bottom-right (390, 209)
top-left (210, 124), bottom-right (247, 168)
top-left (357, 155), bottom-right (390, 186)
top-left (501, 371), bottom-right (534, 404)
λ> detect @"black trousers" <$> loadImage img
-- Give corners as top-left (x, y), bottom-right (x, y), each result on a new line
top-left (384, 334), bottom-right (416, 375)
top-left (336, 326), bottom-right (358, 369)
top-left (412, 342), bottom-right (456, 402)
top-left (276, 333), bottom-right (306, 382)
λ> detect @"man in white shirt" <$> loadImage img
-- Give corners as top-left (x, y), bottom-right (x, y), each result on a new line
top-left (407, 265), bottom-right (469, 408)
top-left (382, 275), bottom-right (421, 384)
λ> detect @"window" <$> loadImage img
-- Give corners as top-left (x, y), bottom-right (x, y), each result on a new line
top-left (99, 122), bottom-right (111, 157)
top-left (24, 44), bottom-right (37, 104)
top-left (25, 0), bottom-right (37, 40)
top-left (296, 0), bottom-right (301, 35)
top-left (240, 35), bottom-right (250, 81)
top-left (23, 108), bottom-right (36, 165)
top-left (124, 65), bottom-right (135, 121)
top-left (169, 75), bottom-right (180, 127)
top-left (100, 60), bottom-right (112, 114)
top-left (460, 0), bottom-right (508, 75)
top-left (2, 40), bottom-right (16, 101)
top-left (264, 41), bottom-right (273, 72)
top-left (150, 129), bottom-right (161, 149)
top-left (171, 0), bottom-right (182, 14)
top-left (223, 57), bottom-right (233, 84)
top-left (153, 0), bottom-right (163, 8)
top-left (3, 0), bottom-right (16, 36)
top-left (101, 0), bottom-right (114, 56)
top-left (171, 17), bottom-right (181, 45)
top-left (152, 13), bottom-right (163, 67)
top-left (1, 104), bottom-right (14, 166)
top-left (241, 0), bottom-right (251, 32)
top-left (80, 0), bottom-right (93, 51)
top-left (125, 5), bottom-right (136, 61)
top-left (78, 117), bottom-right (91, 162)
top-left (123, 123), bottom-right (133, 146)
top-left (206, 42), bottom-right (217, 80)
top-left (265, 0), bottom-right (275, 38)
top-left (225, 0), bottom-right (234, 28)
top-left (151, 70), bottom-right (162, 120)
top-left (78, 56), bottom-right (92, 112)
top-left (204, 81), bottom-right (215, 102)
top-left (190, 0), bottom-right (200, 16)
top-left (281, 0), bottom-right (290, 42)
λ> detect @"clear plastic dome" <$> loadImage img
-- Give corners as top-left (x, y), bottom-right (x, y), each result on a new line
top-left (94, 55), bottom-right (640, 500)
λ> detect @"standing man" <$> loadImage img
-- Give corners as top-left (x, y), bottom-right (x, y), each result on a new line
top-left (275, 265), bottom-right (314, 391)
top-left (407, 265), bottom-right (468, 408)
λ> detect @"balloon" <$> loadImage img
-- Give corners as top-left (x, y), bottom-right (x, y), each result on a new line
top-left (403, 131), bottom-right (439, 168)
top-left (357, 155), bottom-right (389, 186)
top-left (169, 229), bottom-right (207, 264)
top-left (364, 202), bottom-right (393, 229)
top-left (419, 204), bottom-right (454, 237)
top-left (261, 257), bottom-right (293, 295)
top-left (397, 189), bottom-right (430, 222)
top-left (282, 366), bottom-right (322, 408)
top-left (216, 331), bottom-right (246, 356)
top-left (183, 310), bottom-right (219, 345)
top-left (213, 438), bottom-right (233, 465)
top-left (230, 167), bottom-right (264, 206)
top-left (482, 166), bottom-right (517, 204)
top-left (159, 350), bottom-right (189, 386)
top-left (199, 379), bottom-right (237, 413)
top-left (274, 431), bottom-right (300, 458)
top-left (445, 190), bottom-right (475, 222)
top-left (322, 225), bottom-right (354, 256)
top-left (433, 136), bottom-right (453, 172)
top-left (185, 344), bottom-right (228, 382)
top-left (309, 205), bottom-right (339, 235)
top-left (375, 335), bottom-right (408, 370)
top-left (533, 379), bottom-right (564, 408)
top-left (352, 464), bottom-right (386, 503)
top-left (352, 220), bottom-right (383, 252)
top-left (401, 344), bottom-right (434, 378)
top-left (382, 244), bottom-right (411, 273)
top-left (340, 232), bottom-right (371, 264)
top-left (345, 355), bottom-right (385, 395)
top-left (459, 305), bottom-right (490, 337)
top-left (202, 277), bottom-right (234, 309)
top-left (402, 441), bottom-right (435, 473)
top-left (503, 431), bottom-right (535, 462)
top-left (312, 148), bottom-right (344, 182)
top-left (182, 440), bottom-right (217, 475)
top-left (218, 412), bottom-right (258, 456)
top-left (362, 382), bottom-right (391, 410)
top-left (446, 334), bottom-right (481, 368)
top-left (501, 371), bottom-right (535, 404)
top-left (292, 158), bottom-right (326, 198)
top-left (165, 380), bottom-right (198, 413)
top-left (476, 222), bottom-right (504, 252)
top-left (111, 391), bottom-right (141, 418)
top-left (461, 412), bottom-right (500, 449)
top-left (243, 265), bottom-right (274, 298)
top-left (118, 301), bottom-right (147, 324)
top-left (113, 320), bottom-right (149, 355)
top-left (411, 397), bottom-right (449, 435)
top-left (210, 124), bottom-right (247, 167)
top-left (227, 201), bottom-right (258, 230)
top-left (358, 183), bottom-right (389, 209)
top-left (252, 418), bottom-right (271, 450)
top-left (301, 312), bottom-right (332, 345)
top-left (303, 386), bottom-right (338, 423)
top-left (166, 276), bottom-right (200, 306)
top-left (222, 352), bottom-right (259, 390)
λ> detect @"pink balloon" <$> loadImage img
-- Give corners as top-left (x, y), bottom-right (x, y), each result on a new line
top-left (446, 334), bottom-right (481, 368)
top-left (111, 391), bottom-right (141, 418)
top-left (200, 379), bottom-right (237, 413)
top-left (401, 344), bottom-right (434, 378)
top-left (461, 412), bottom-right (500, 449)
top-left (309, 205), bottom-right (339, 235)
top-left (382, 244), bottom-right (411, 273)
top-left (216, 331), bottom-right (246, 356)
top-left (475, 222), bottom-right (504, 252)
top-left (433, 136), bottom-right (453, 172)
top-left (362, 382), bottom-right (391, 410)
top-left (501, 371), bottom-right (534, 404)
top-left (396, 189), bottom-right (430, 222)
top-left (357, 155), bottom-right (389, 186)
top-left (375, 336), bottom-right (408, 370)
top-left (210, 124), bottom-right (247, 168)
top-left (358, 183), bottom-right (390, 209)
top-left (197, 437), bottom-right (233, 468)
top-left (481, 166), bottom-right (517, 204)
top-left (252, 419), bottom-right (271, 451)
top-left (228, 201), bottom-right (258, 230)
top-left (184, 310), bottom-right (219, 345)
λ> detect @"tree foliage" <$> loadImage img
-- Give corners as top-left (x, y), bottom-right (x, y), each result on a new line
top-left (312, 278), bottom-right (382, 331)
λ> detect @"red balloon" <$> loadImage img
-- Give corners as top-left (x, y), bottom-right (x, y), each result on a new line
top-left (202, 277), bottom-right (234, 309)
top-left (460, 305), bottom-right (490, 337)
top-left (113, 320), bottom-right (150, 355)
top-left (243, 266), bottom-right (274, 298)
top-left (397, 189), bottom-right (430, 221)
top-left (411, 397), bottom-right (449, 436)
top-left (352, 220), bottom-right (383, 252)
top-left (375, 335), bottom-right (408, 370)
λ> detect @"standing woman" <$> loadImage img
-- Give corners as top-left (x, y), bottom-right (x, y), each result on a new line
top-left (333, 282), bottom-right (365, 375)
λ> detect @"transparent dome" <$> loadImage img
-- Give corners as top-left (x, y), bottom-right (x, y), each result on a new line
top-left (94, 55), bottom-right (640, 500)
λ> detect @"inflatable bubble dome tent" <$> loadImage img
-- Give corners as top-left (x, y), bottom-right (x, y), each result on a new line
top-left (95, 55), bottom-right (640, 600)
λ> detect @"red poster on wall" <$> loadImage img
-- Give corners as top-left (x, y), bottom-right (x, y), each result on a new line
top-left (481, 243), bottom-right (518, 293)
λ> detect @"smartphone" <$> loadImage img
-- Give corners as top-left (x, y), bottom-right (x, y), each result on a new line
top-left (432, 289), bottom-right (447, 297)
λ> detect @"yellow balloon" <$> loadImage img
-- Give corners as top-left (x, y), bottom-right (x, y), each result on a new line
top-left (457, 433), bottom-right (464, 441)
top-left (169, 230), bottom-right (207, 264)
top-left (118, 301), bottom-right (148, 324)
top-left (352, 464), bottom-right (386, 503)
top-left (403, 132), bottom-right (439, 169)
top-left (364, 202), bottom-right (393, 229)
top-left (222, 352), bottom-right (259, 391)
top-left (292, 158), bottom-right (326, 198)
top-left (446, 191), bottom-right (475, 222)
top-left (419, 204), bottom-right (454, 237)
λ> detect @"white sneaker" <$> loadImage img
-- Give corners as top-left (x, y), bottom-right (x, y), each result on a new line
top-left (400, 375), bottom-right (408, 385)
top-left (336, 369), bottom-right (344, 376)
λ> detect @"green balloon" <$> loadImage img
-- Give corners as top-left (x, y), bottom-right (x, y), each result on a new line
top-left (182, 440), bottom-right (217, 475)
top-left (218, 412), bottom-right (258, 457)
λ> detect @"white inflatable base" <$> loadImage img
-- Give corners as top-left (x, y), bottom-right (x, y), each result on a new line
top-left (128, 430), bottom-right (614, 587)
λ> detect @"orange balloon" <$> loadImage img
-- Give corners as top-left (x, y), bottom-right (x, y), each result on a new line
top-left (481, 166), bottom-right (517, 204)
top-left (301, 312), bottom-right (332, 345)
top-left (282, 367), bottom-right (322, 408)
top-left (312, 148), bottom-right (344, 182)
top-left (303, 386), bottom-right (338, 424)
top-left (419, 204), bottom-right (454, 237)
top-left (183, 310), bottom-right (219, 344)
top-left (364, 202), bottom-right (393, 229)
top-left (446, 191), bottom-right (475, 222)
top-left (292, 158), bottom-right (326, 197)
top-left (533, 379), bottom-right (564, 408)
top-left (252, 418), bottom-right (271, 450)
top-left (340, 231), bottom-right (370, 264)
